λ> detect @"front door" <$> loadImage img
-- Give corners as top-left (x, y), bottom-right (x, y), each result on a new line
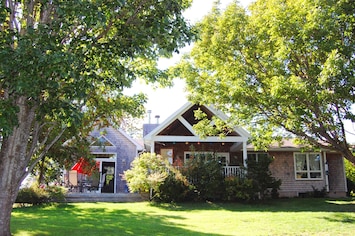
top-left (101, 162), bottom-right (115, 193)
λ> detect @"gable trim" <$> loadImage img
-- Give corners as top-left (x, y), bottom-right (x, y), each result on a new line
top-left (90, 135), bottom-right (115, 147)
top-left (144, 102), bottom-right (250, 143)
top-left (151, 135), bottom-right (249, 142)
top-left (177, 116), bottom-right (198, 136)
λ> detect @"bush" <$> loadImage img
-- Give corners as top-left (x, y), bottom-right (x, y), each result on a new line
top-left (246, 156), bottom-right (281, 200)
top-left (181, 158), bottom-right (225, 201)
top-left (154, 172), bottom-right (192, 202)
top-left (345, 158), bottom-right (355, 195)
top-left (224, 176), bottom-right (254, 201)
top-left (16, 185), bottom-right (48, 205)
top-left (124, 153), bottom-right (172, 196)
top-left (16, 185), bottom-right (66, 205)
top-left (46, 185), bottom-right (67, 202)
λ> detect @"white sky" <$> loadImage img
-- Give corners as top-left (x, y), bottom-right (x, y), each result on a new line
top-left (124, 0), bottom-right (355, 143)
top-left (125, 0), bottom-right (253, 122)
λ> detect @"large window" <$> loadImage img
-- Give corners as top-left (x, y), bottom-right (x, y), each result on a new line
top-left (294, 153), bottom-right (322, 180)
top-left (184, 152), bottom-right (230, 166)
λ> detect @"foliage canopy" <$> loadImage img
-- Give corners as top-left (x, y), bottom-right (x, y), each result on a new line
top-left (173, 0), bottom-right (355, 163)
top-left (0, 1), bottom-right (194, 234)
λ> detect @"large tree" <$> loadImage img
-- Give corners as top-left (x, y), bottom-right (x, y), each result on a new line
top-left (174, 0), bottom-right (355, 163)
top-left (0, 0), bottom-right (194, 234)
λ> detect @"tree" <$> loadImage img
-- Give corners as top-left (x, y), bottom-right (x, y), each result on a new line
top-left (0, 0), bottom-right (194, 234)
top-left (173, 0), bottom-right (355, 163)
top-left (124, 153), bottom-right (172, 198)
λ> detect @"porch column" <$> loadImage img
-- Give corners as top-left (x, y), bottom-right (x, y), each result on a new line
top-left (243, 140), bottom-right (247, 167)
top-left (150, 140), bottom-right (155, 154)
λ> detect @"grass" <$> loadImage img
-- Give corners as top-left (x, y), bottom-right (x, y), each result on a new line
top-left (11, 198), bottom-right (355, 236)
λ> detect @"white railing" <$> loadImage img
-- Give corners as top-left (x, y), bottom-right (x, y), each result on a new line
top-left (223, 166), bottom-right (245, 178)
top-left (174, 166), bottom-right (245, 178)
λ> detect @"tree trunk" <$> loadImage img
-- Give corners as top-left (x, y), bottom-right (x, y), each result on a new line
top-left (0, 96), bottom-right (36, 236)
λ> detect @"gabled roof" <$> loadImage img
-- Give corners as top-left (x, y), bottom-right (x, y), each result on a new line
top-left (90, 126), bottom-right (143, 150)
top-left (90, 135), bottom-right (115, 147)
top-left (144, 102), bottom-right (250, 144)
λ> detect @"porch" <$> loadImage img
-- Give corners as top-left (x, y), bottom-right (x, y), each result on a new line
top-left (223, 166), bottom-right (246, 178)
top-left (175, 166), bottom-right (245, 178)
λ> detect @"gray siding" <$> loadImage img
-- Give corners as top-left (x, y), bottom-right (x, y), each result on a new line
top-left (90, 127), bottom-right (141, 193)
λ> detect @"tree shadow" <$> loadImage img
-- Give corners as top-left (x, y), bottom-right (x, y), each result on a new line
top-left (322, 213), bottom-right (355, 224)
top-left (152, 197), bottom-right (355, 213)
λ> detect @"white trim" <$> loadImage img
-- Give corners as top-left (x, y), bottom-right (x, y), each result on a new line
top-left (177, 116), bottom-right (198, 136)
top-left (144, 102), bottom-right (193, 140)
top-left (144, 102), bottom-right (251, 143)
top-left (92, 153), bottom-right (117, 193)
top-left (243, 141), bottom-right (247, 167)
top-left (324, 152), bottom-right (329, 192)
top-left (183, 151), bottom-right (230, 165)
top-left (341, 157), bottom-right (348, 192)
top-left (294, 152), bottom-right (324, 180)
top-left (151, 136), bottom-right (248, 142)
top-left (90, 135), bottom-right (116, 147)
top-left (117, 128), bottom-right (143, 150)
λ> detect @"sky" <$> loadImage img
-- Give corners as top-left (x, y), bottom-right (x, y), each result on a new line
top-left (124, 0), bottom-right (355, 143)
top-left (125, 0), bottom-right (253, 123)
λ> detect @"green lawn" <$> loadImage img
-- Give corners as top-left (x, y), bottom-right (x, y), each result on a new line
top-left (11, 198), bottom-right (355, 236)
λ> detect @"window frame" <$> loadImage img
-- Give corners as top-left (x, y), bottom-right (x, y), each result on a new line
top-left (247, 153), bottom-right (269, 162)
top-left (183, 151), bottom-right (230, 166)
top-left (294, 152), bottom-right (323, 180)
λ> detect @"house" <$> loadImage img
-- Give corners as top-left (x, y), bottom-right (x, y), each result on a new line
top-left (69, 126), bottom-right (143, 193)
top-left (143, 102), bottom-right (347, 198)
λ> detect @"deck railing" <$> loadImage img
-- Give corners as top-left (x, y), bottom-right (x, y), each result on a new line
top-left (174, 166), bottom-right (246, 179)
top-left (223, 166), bottom-right (246, 178)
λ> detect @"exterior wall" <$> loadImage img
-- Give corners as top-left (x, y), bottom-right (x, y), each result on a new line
top-left (151, 140), bottom-right (347, 198)
top-left (326, 153), bottom-right (347, 197)
top-left (268, 151), bottom-right (346, 198)
top-left (268, 151), bottom-right (326, 197)
top-left (154, 142), bottom-right (238, 165)
top-left (90, 127), bottom-right (140, 193)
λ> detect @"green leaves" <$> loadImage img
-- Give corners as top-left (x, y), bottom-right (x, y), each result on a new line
top-left (0, 0), bottom-right (195, 138)
top-left (174, 0), bottom-right (355, 162)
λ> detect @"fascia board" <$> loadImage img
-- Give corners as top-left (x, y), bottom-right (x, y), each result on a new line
top-left (151, 135), bottom-right (249, 142)
top-left (205, 105), bottom-right (251, 138)
top-left (117, 129), bottom-right (143, 150)
top-left (144, 102), bottom-right (193, 141)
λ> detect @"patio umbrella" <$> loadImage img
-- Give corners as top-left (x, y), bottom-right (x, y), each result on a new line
top-left (71, 158), bottom-right (99, 175)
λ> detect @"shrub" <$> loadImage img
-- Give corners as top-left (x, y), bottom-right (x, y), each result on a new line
top-left (124, 153), bottom-right (172, 196)
top-left (16, 185), bottom-right (49, 205)
top-left (16, 185), bottom-right (67, 205)
top-left (246, 156), bottom-right (281, 200)
top-left (224, 176), bottom-right (254, 201)
top-left (46, 185), bottom-right (67, 202)
top-left (155, 172), bottom-right (192, 202)
top-left (180, 158), bottom-right (225, 201)
top-left (345, 158), bottom-right (355, 195)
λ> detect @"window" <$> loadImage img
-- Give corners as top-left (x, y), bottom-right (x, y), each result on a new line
top-left (294, 153), bottom-right (322, 180)
top-left (247, 153), bottom-right (268, 162)
top-left (184, 152), bottom-right (230, 166)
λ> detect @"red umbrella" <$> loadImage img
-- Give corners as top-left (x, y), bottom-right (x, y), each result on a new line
top-left (71, 158), bottom-right (98, 175)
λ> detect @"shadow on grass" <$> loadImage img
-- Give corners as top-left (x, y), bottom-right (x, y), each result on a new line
top-left (322, 213), bottom-right (355, 224)
top-left (152, 197), bottom-right (355, 213)
top-left (11, 203), bottom-right (222, 236)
